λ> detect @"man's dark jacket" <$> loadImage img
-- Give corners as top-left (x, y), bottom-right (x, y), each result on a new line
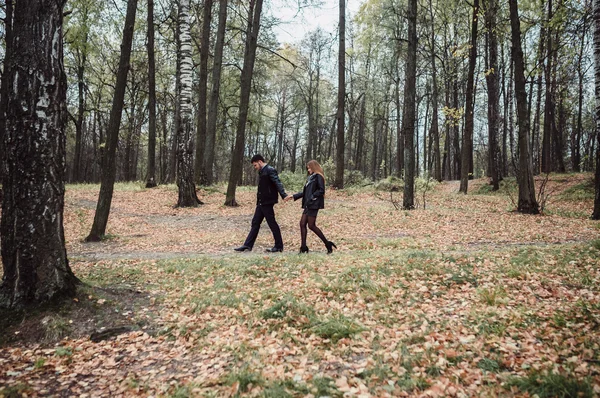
top-left (257, 164), bottom-right (287, 205)
top-left (293, 173), bottom-right (325, 209)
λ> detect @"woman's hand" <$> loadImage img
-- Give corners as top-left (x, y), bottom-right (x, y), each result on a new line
top-left (284, 195), bottom-right (293, 202)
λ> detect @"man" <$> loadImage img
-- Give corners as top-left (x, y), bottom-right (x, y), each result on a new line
top-left (235, 154), bottom-right (288, 252)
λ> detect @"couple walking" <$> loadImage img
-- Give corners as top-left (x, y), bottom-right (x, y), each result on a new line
top-left (234, 154), bottom-right (337, 254)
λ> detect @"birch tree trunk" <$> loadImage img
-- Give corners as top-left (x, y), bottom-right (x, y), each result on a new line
top-left (0, 0), bottom-right (13, 188)
top-left (176, 0), bottom-right (201, 207)
top-left (1, 0), bottom-right (79, 308)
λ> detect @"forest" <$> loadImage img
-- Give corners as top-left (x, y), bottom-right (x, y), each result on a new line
top-left (1, 0), bottom-right (600, 396)
top-left (18, 0), bottom-right (600, 201)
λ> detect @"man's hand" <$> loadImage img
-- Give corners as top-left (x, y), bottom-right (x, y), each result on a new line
top-left (284, 196), bottom-right (293, 202)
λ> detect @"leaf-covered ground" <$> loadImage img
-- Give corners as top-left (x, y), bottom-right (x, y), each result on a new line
top-left (1, 174), bottom-right (599, 397)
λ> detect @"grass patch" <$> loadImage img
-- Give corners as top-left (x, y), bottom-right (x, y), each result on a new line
top-left (311, 377), bottom-right (342, 397)
top-left (262, 379), bottom-right (312, 397)
top-left (505, 372), bottom-right (593, 398)
top-left (310, 314), bottom-right (365, 343)
top-left (261, 296), bottom-right (316, 328)
top-left (226, 368), bottom-right (264, 393)
top-left (55, 346), bottom-right (73, 357)
top-left (477, 358), bottom-right (501, 373)
top-left (1, 383), bottom-right (32, 398)
top-left (396, 375), bottom-right (430, 393)
top-left (477, 318), bottom-right (508, 336)
top-left (557, 179), bottom-right (594, 201)
top-left (478, 286), bottom-right (508, 306)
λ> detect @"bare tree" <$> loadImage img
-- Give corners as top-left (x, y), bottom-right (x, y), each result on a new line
top-left (402, 0), bottom-right (417, 209)
top-left (146, 0), bottom-right (158, 188)
top-left (195, 0), bottom-right (213, 185)
top-left (427, 0), bottom-right (442, 182)
top-left (485, 0), bottom-right (500, 190)
top-left (459, 0), bottom-right (479, 193)
top-left (86, 0), bottom-right (139, 240)
top-left (509, 0), bottom-right (540, 214)
top-left (225, 0), bottom-right (263, 206)
top-left (204, 0), bottom-right (228, 186)
top-left (1, 0), bottom-right (79, 307)
top-left (333, 0), bottom-right (345, 188)
top-left (593, 0), bottom-right (600, 219)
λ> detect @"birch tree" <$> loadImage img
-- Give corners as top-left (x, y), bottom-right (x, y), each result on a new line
top-left (176, 0), bottom-right (202, 206)
top-left (1, 0), bottom-right (79, 307)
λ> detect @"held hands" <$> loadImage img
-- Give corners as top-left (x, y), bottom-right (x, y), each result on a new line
top-left (284, 195), bottom-right (293, 202)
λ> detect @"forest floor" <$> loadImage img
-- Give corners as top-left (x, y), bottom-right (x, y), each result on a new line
top-left (1, 173), bottom-right (599, 397)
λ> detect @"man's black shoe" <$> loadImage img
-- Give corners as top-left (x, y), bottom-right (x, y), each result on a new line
top-left (265, 247), bottom-right (283, 253)
top-left (234, 245), bottom-right (251, 252)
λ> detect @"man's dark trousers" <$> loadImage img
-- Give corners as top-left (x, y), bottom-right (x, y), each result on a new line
top-left (243, 204), bottom-right (283, 249)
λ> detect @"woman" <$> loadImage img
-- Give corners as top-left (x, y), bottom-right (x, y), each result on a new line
top-left (284, 160), bottom-right (337, 254)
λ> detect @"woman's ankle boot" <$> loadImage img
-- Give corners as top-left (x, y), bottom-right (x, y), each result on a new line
top-left (325, 241), bottom-right (337, 254)
top-left (299, 246), bottom-right (309, 253)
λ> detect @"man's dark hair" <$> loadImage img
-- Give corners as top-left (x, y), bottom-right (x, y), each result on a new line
top-left (250, 154), bottom-right (265, 163)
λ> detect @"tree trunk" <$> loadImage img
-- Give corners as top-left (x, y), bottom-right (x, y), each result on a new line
top-left (459, 0), bottom-right (479, 193)
top-left (0, 0), bottom-right (13, 188)
top-left (541, 0), bottom-right (554, 174)
top-left (593, 0), bottom-right (600, 219)
top-left (225, 0), bottom-right (263, 206)
top-left (1, 0), bottom-right (79, 308)
top-left (146, 0), bottom-right (157, 188)
top-left (428, 0), bottom-right (441, 182)
top-left (86, 0), bottom-right (138, 241)
top-left (395, 74), bottom-right (404, 177)
top-left (333, 0), bottom-right (345, 188)
top-left (509, 0), bottom-right (540, 214)
top-left (176, 0), bottom-right (201, 207)
top-left (532, 17), bottom-right (545, 175)
top-left (402, 0), bottom-right (417, 209)
top-left (204, 0), bottom-right (227, 186)
top-left (551, 32), bottom-right (565, 173)
top-left (355, 95), bottom-right (365, 173)
top-left (195, 0), bottom-right (213, 185)
top-left (73, 45), bottom-right (87, 183)
top-left (485, 0), bottom-right (500, 190)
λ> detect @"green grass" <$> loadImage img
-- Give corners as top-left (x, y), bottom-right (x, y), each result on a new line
top-left (1, 383), bottom-right (32, 398)
top-left (557, 180), bottom-right (594, 201)
top-left (226, 368), bottom-right (264, 393)
top-left (261, 296), bottom-right (316, 328)
top-left (55, 346), bottom-right (72, 357)
top-left (310, 314), bottom-right (365, 343)
top-left (505, 372), bottom-right (593, 398)
top-left (311, 377), bottom-right (342, 397)
top-left (478, 286), bottom-right (507, 306)
top-left (477, 358), bottom-right (501, 373)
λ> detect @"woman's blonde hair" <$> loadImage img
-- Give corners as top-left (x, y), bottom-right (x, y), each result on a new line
top-left (307, 160), bottom-right (325, 184)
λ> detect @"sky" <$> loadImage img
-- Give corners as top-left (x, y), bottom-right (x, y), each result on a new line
top-left (268, 0), bottom-right (363, 45)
